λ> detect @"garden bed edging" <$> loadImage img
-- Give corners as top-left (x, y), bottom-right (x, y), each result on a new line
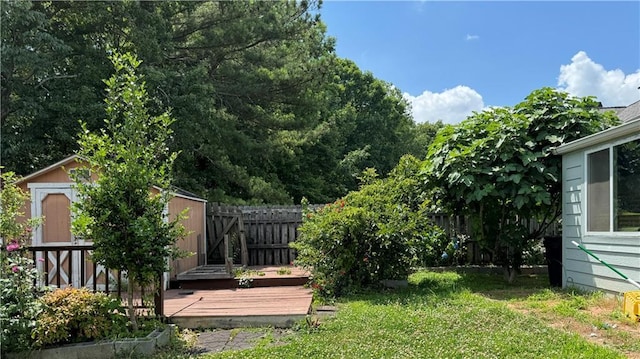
top-left (7, 324), bottom-right (175, 359)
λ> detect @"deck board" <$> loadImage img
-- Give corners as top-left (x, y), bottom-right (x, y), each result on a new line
top-left (164, 286), bottom-right (313, 328)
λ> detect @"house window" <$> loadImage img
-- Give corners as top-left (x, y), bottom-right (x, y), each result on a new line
top-left (587, 138), bottom-right (640, 232)
top-left (587, 149), bottom-right (610, 231)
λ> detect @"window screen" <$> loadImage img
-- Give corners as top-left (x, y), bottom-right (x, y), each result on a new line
top-left (587, 149), bottom-right (610, 231)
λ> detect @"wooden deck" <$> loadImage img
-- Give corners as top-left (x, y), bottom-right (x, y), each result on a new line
top-left (164, 286), bottom-right (313, 329)
top-left (177, 265), bottom-right (310, 280)
top-left (176, 265), bottom-right (310, 290)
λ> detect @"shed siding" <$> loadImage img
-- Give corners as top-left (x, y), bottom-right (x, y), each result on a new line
top-left (562, 148), bottom-right (640, 294)
top-left (169, 196), bottom-right (205, 278)
top-left (27, 161), bottom-right (85, 184)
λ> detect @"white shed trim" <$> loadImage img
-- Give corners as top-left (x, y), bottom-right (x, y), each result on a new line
top-left (15, 155), bottom-right (80, 185)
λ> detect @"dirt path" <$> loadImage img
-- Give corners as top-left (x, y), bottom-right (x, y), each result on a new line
top-left (503, 296), bottom-right (640, 358)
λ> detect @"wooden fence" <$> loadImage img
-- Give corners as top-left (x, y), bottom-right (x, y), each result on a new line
top-left (207, 204), bottom-right (560, 267)
top-left (207, 204), bottom-right (309, 266)
top-left (427, 213), bottom-right (560, 263)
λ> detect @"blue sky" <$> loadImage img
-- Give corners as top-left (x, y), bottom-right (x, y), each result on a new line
top-left (319, 1), bottom-right (640, 123)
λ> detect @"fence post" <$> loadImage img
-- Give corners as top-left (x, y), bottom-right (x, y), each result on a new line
top-left (224, 234), bottom-right (233, 274)
top-left (238, 215), bottom-right (248, 266)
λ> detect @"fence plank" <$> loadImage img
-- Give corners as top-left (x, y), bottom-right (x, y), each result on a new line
top-left (282, 210), bottom-right (291, 264)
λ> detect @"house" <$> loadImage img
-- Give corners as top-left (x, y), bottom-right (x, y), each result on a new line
top-left (555, 100), bottom-right (640, 293)
top-left (16, 155), bottom-right (207, 289)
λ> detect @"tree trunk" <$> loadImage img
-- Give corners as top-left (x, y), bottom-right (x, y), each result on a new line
top-left (127, 279), bottom-right (138, 331)
top-left (502, 264), bottom-right (517, 284)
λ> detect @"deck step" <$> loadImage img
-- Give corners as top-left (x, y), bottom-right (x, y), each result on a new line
top-left (178, 276), bottom-right (309, 290)
top-left (164, 286), bottom-right (313, 329)
top-left (176, 264), bottom-right (234, 281)
top-left (175, 265), bottom-right (310, 290)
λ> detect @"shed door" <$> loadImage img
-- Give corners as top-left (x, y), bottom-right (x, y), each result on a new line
top-left (30, 184), bottom-right (81, 287)
top-left (30, 184), bottom-right (116, 291)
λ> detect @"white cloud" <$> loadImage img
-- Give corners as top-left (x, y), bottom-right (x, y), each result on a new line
top-left (558, 51), bottom-right (640, 106)
top-left (466, 34), bottom-right (479, 41)
top-left (403, 85), bottom-right (485, 124)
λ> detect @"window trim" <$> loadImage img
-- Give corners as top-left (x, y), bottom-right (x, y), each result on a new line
top-left (583, 132), bottom-right (640, 235)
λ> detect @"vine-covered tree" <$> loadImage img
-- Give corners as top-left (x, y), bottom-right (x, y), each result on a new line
top-left (423, 88), bottom-right (619, 282)
top-left (71, 52), bottom-right (186, 329)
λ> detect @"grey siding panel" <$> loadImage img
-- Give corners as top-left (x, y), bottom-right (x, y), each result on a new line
top-left (565, 178), bottom-right (582, 193)
top-left (565, 191), bottom-right (581, 204)
top-left (568, 237), bottom-right (640, 293)
top-left (577, 238), bottom-right (640, 254)
top-left (564, 271), bottom-right (634, 294)
top-left (564, 203), bottom-right (582, 215)
top-left (563, 226), bottom-right (581, 239)
top-left (566, 246), bottom-right (640, 269)
top-left (565, 165), bottom-right (582, 181)
top-left (564, 213), bottom-right (581, 227)
top-left (562, 152), bottom-right (585, 290)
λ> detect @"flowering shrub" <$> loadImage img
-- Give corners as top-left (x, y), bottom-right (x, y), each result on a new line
top-left (32, 287), bottom-right (128, 347)
top-left (292, 156), bottom-right (448, 298)
top-left (0, 171), bottom-right (44, 353)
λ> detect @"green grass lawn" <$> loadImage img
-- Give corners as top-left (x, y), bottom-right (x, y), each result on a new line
top-left (157, 270), bottom-right (639, 359)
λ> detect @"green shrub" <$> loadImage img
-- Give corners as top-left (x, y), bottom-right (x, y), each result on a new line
top-left (0, 171), bottom-right (44, 353)
top-left (33, 287), bottom-right (128, 347)
top-left (292, 156), bottom-right (448, 298)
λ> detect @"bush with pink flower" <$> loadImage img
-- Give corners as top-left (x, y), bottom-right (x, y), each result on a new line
top-left (0, 171), bottom-right (44, 353)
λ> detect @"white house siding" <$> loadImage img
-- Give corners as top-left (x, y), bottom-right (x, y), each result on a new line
top-left (561, 148), bottom-right (640, 294)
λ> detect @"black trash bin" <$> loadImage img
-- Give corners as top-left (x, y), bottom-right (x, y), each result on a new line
top-left (543, 236), bottom-right (563, 287)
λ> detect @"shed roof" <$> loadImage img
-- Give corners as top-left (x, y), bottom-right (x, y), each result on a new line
top-left (14, 154), bottom-right (207, 203)
top-left (14, 154), bottom-right (81, 185)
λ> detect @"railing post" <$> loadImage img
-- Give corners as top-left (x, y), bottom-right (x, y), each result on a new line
top-left (117, 270), bottom-right (122, 298)
top-left (44, 250), bottom-right (49, 286)
top-left (68, 249), bottom-right (73, 287)
top-left (92, 260), bottom-right (98, 292)
top-left (55, 250), bottom-right (61, 288)
top-left (154, 271), bottom-right (164, 317)
top-left (30, 247), bottom-right (37, 287)
top-left (105, 265), bottom-right (110, 293)
top-left (80, 250), bottom-right (86, 287)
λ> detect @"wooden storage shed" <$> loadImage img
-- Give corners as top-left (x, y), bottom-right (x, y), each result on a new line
top-left (16, 155), bottom-right (207, 289)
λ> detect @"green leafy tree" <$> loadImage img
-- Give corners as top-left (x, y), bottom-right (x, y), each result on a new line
top-left (423, 88), bottom-right (619, 282)
top-left (159, 0), bottom-right (335, 204)
top-left (2, 0), bottom-right (425, 205)
top-left (407, 120), bottom-right (446, 160)
top-left (71, 51), bottom-right (186, 330)
top-left (1, 1), bottom-right (149, 175)
top-left (286, 58), bottom-right (417, 203)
